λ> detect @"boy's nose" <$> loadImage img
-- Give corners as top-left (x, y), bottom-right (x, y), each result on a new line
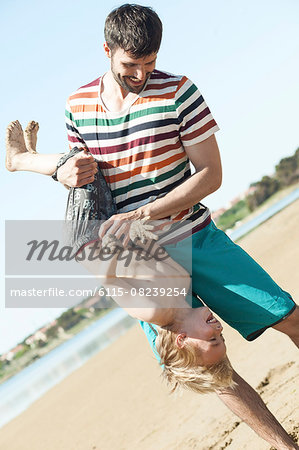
top-left (214, 323), bottom-right (223, 333)
top-left (207, 323), bottom-right (223, 339)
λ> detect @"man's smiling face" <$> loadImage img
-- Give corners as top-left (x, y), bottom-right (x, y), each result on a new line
top-left (109, 47), bottom-right (157, 94)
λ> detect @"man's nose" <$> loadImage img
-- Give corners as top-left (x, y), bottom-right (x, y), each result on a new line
top-left (134, 66), bottom-right (146, 80)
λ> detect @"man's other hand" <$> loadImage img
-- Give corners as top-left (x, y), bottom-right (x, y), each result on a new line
top-left (57, 151), bottom-right (98, 187)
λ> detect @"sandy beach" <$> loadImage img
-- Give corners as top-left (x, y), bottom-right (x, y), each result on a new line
top-left (0, 200), bottom-right (298, 450)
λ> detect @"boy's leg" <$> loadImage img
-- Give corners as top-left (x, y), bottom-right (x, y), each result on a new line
top-left (6, 120), bottom-right (61, 174)
top-left (64, 149), bottom-right (189, 313)
top-left (63, 147), bottom-right (117, 254)
top-left (24, 120), bottom-right (39, 153)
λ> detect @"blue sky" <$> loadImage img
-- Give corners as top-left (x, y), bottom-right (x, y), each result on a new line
top-left (1, 0), bottom-right (299, 353)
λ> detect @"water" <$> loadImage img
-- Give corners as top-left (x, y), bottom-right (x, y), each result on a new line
top-left (0, 308), bottom-right (135, 429)
top-left (229, 187), bottom-right (299, 241)
top-left (1, 187), bottom-right (299, 430)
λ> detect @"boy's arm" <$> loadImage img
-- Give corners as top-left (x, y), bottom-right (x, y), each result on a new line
top-left (80, 240), bottom-right (191, 325)
top-left (216, 370), bottom-right (299, 449)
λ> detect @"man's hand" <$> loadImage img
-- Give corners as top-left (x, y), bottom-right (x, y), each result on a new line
top-left (98, 209), bottom-right (145, 247)
top-left (57, 150), bottom-right (98, 187)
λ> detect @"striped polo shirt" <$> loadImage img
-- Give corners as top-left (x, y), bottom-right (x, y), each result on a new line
top-left (65, 69), bottom-right (219, 244)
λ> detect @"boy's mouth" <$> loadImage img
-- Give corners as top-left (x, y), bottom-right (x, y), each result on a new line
top-left (206, 312), bottom-right (218, 324)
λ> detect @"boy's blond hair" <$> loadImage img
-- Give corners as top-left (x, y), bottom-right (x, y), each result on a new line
top-left (156, 327), bottom-right (235, 394)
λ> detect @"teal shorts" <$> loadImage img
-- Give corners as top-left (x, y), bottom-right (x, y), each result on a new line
top-left (140, 220), bottom-right (296, 360)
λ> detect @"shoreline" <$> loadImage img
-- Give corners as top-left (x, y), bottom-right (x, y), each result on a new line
top-left (230, 185), bottom-right (299, 241)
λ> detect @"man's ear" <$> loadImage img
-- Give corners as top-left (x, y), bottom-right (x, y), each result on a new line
top-left (175, 333), bottom-right (187, 349)
top-left (103, 42), bottom-right (111, 58)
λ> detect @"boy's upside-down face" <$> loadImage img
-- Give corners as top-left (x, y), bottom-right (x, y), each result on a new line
top-left (176, 306), bottom-right (227, 366)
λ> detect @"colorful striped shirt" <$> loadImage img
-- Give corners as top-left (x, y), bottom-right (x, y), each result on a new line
top-left (65, 69), bottom-right (219, 244)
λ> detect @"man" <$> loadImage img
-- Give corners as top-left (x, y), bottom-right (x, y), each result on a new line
top-left (56, 4), bottom-right (299, 448)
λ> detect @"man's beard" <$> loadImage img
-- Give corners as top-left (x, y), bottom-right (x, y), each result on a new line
top-left (111, 63), bottom-right (151, 94)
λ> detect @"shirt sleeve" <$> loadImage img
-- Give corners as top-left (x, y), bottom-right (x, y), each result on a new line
top-left (175, 77), bottom-right (219, 146)
top-left (65, 98), bottom-right (87, 151)
top-left (139, 321), bottom-right (161, 363)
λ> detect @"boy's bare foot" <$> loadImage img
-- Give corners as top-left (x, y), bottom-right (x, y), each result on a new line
top-left (24, 120), bottom-right (39, 153)
top-left (6, 120), bottom-right (29, 171)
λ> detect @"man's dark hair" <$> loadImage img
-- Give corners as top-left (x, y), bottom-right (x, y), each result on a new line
top-left (104, 4), bottom-right (162, 57)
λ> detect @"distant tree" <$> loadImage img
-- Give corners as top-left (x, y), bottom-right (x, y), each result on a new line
top-left (247, 176), bottom-right (280, 211)
top-left (45, 324), bottom-right (59, 340)
top-left (37, 339), bottom-right (47, 348)
top-left (246, 194), bottom-right (257, 212)
top-left (275, 152), bottom-right (299, 186)
top-left (57, 308), bottom-right (83, 331)
top-left (290, 149), bottom-right (299, 184)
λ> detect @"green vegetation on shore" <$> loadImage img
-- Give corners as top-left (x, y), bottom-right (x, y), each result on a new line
top-left (216, 199), bottom-right (250, 231)
top-left (216, 147), bottom-right (299, 231)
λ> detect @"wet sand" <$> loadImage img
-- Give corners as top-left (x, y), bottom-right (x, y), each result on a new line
top-left (0, 199), bottom-right (298, 450)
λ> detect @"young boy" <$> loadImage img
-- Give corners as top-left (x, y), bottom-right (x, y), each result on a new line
top-left (6, 119), bottom-right (233, 394)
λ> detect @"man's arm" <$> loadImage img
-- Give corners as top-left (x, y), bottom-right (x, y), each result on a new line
top-left (57, 98), bottom-right (98, 187)
top-left (216, 370), bottom-right (298, 449)
top-left (97, 133), bottom-right (221, 244)
top-left (57, 134), bottom-right (221, 209)
top-left (56, 150), bottom-right (98, 187)
top-left (139, 133), bottom-right (222, 220)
